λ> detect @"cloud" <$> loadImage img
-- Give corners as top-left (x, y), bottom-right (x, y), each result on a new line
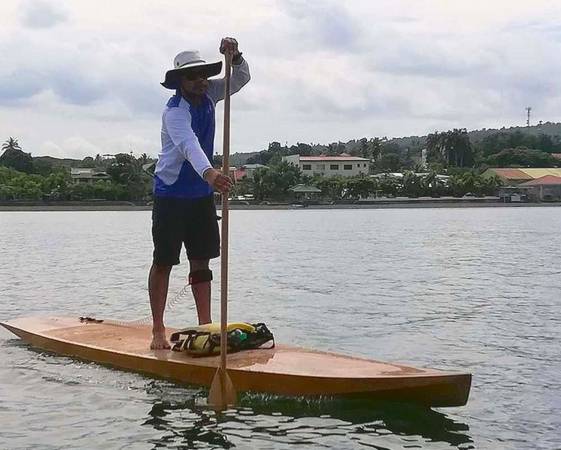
top-left (0, 31), bottom-right (164, 113)
top-left (279, 0), bottom-right (361, 51)
top-left (19, 0), bottom-right (67, 29)
top-left (2, 0), bottom-right (561, 160)
top-left (0, 71), bottom-right (43, 103)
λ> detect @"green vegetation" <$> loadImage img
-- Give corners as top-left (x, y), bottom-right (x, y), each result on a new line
top-left (0, 164), bottom-right (148, 202)
top-left (230, 165), bottom-right (502, 201)
top-left (0, 166), bottom-right (69, 201)
top-left (484, 148), bottom-right (559, 167)
top-left (426, 129), bottom-right (475, 168)
top-left (476, 130), bottom-right (561, 156)
top-left (1, 138), bottom-right (33, 173)
top-left (0, 138), bottom-right (153, 202)
top-left (2, 122), bottom-right (559, 204)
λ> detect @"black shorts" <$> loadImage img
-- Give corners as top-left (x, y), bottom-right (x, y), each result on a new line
top-left (152, 195), bottom-right (220, 265)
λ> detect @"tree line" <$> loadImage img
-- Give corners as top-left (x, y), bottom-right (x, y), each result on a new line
top-left (231, 161), bottom-right (502, 201)
top-left (2, 125), bottom-right (556, 203)
top-left (244, 128), bottom-right (560, 172)
top-left (0, 138), bottom-right (153, 201)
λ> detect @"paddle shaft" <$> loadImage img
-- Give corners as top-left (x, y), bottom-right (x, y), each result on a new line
top-left (219, 52), bottom-right (232, 379)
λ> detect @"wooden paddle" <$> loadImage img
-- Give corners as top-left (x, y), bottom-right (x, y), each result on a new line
top-left (208, 50), bottom-right (236, 410)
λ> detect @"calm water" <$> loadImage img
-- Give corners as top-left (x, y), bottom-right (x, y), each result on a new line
top-left (0, 207), bottom-right (560, 450)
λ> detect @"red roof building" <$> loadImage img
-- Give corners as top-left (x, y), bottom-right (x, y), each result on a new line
top-left (484, 168), bottom-right (533, 183)
top-left (519, 175), bottom-right (561, 186)
top-left (518, 175), bottom-right (561, 201)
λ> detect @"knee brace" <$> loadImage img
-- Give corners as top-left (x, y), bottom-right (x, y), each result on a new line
top-left (189, 269), bottom-right (213, 285)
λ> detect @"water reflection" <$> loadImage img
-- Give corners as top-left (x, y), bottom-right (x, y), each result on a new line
top-left (142, 383), bottom-right (474, 449)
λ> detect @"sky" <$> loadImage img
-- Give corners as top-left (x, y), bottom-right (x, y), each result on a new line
top-left (1, 0), bottom-right (561, 159)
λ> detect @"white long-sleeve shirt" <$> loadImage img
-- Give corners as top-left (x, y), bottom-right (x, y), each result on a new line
top-left (154, 59), bottom-right (250, 198)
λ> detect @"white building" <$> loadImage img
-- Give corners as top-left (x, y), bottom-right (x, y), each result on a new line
top-left (283, 154), bottom-right (370, 177)
top-left (70, 168), bottom-right (110, 184)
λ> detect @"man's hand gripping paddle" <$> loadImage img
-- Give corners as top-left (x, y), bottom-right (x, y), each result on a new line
top-left (208, 49), bottom-right (236, 410)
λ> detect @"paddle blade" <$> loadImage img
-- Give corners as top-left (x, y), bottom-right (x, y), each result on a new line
top-left (208, 368), bottom-right (236, 410)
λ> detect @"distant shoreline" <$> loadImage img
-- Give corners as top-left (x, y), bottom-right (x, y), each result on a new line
top-left (1, 199), bottom-right (561, 211)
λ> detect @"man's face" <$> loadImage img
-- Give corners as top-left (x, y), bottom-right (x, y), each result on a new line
top-left (180, 69), bottom-right (209, 96)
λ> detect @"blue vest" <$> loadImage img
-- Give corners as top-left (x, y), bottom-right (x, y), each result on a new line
top-left (154, 92), bottom-right (215, 199)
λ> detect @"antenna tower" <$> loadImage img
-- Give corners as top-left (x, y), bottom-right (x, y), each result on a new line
top-left (525, 107), bottom-right (532, 127)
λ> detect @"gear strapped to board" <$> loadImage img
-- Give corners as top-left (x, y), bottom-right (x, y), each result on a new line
top-left (170, 322), bottom-right (274, 357)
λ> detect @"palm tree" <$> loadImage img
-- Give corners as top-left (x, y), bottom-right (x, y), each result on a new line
top-left (138, 153), bottom-right (150, 165)
top-left (252, 167), bottom-right (269, 201)
top-left (2, 137), bottom-right (21, 152)
top-left (426, 130), bottom-right (473, 168)
top-left (426, 132), bottom-right (445, 165)
top-left (367, 138), bottom-right (383, 162)
top-left (0, 137), bottom-right (33, 173)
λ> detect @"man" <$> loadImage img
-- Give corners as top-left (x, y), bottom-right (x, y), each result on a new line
top-left (149, 38), bottom-right (250, 349)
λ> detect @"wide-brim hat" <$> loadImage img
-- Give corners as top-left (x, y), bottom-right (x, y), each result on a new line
top-left (161, 50), bottom-right (222, 90)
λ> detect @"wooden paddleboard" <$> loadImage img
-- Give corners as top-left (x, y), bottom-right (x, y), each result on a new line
top-left (1, 316), bottom-right (471, 407)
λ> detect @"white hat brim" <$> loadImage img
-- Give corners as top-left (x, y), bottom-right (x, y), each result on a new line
top-left (161, 61), bottom-right (222, 89)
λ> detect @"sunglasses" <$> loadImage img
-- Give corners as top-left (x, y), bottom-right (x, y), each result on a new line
top-left (182, 70), bottom-right (209, 81)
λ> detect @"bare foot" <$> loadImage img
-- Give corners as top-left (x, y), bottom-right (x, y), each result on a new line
top-left (150, 330), bottom-right (171, 350)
